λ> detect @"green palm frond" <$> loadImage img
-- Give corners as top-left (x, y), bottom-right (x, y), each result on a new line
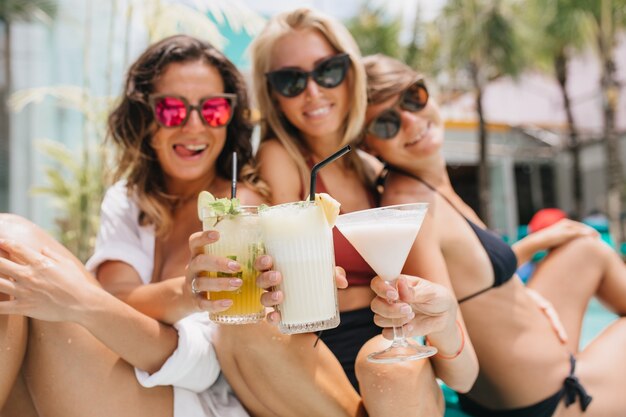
top-left (346, 3), bottom-right (403, 58)
top-left (0, 0), bottom-right (57, 24)
top-left (31, 139), bottom-right (107, 262)
top-left (8, 86), bottom-right (110, 126)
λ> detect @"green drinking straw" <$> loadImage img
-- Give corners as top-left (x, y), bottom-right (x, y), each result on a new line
top-left (231, 151), bottom-right (237, 198)
top-left (309, 145), bottom-right (352, 201)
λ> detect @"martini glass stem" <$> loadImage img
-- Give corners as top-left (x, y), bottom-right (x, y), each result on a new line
top-left (391, 317), bottom-right (409, 347)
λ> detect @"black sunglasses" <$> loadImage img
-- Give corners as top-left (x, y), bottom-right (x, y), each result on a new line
top-left (366, 81), bottom-right (429, 140)
top-left (266, 53), bottom-right (351, 98)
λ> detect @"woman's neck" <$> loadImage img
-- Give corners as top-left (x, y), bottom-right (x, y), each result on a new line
top-left (165, 170), bottom-right (219, 201)
top-left (393, 153), bottom-right (451, 190)
top-left (302, 131), bottom-right (344, 163)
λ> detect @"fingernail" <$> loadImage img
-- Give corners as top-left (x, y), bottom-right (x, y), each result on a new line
top-left (271, 292), bottom-right (280, 301)
top-left (227, 261), bottom-right (240, 271)
top-left (400, 305), bottom-right (413, 315)
top-left (229, 278), bottom-right (242, 287)
top-left (260, 256), bottom-right (271, 268)
top-left (386, 290), bottom-right (398, 300)
top-left (269, 271), bottom-right (279, 283)
top-left (207, 231), bottom-right (219, 240)
top-left (219, 299), bottom-right (233, 307)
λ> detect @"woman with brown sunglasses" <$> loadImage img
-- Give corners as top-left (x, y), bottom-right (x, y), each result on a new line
top-left (363, 53), bottom-right (626, 417)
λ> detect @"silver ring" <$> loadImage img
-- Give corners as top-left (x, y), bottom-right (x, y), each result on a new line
top-left (191, 277), bottom-right (200, 294)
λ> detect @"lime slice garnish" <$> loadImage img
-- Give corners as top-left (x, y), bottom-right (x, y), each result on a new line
top-left (197, 191), bottom-right (243, 221)
top-left (197, 191), bottom-right (216, 220)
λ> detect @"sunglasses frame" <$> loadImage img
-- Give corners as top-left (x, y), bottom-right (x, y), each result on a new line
top-left (366, 80), bottom-right (429, 140)
top-left (148, 93), bottom-right (238, 128)
top-left (265, 53), bottom-right (351, 98)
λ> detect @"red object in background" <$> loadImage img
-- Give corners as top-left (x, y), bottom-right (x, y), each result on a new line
top-left (528, 208), bottom-right (567, 233)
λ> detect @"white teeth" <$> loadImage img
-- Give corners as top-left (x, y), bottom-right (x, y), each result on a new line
top-left (307, 106), bottom-right (330, 117)
top-left (183, 144), bottom-right (207, 151)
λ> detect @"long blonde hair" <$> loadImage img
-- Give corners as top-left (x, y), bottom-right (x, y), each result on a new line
top-left (251, 8), bottom-right (370, 195)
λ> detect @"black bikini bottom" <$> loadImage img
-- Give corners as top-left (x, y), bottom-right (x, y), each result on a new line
top-left (458, 355), bottom-right (592, 417)
top-left (319, 307), bottom-right (380, 392)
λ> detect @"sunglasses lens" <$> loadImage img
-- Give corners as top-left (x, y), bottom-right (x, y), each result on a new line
top-left (268, 70), bottom-right (308, 98)
top-left (154, 97), bottom-right (187, 127)
top-left (402, 82), bottom-right (429, 112)
top-left (369, 109), bottom-right (401, 140)
top-left (313, 55), bottom-right (349, 88)
top-left (201, 97), bottom-right (233, 127)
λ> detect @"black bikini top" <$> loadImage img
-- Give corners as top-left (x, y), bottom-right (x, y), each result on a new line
top-left (382, 166), bottom-right (518, 303)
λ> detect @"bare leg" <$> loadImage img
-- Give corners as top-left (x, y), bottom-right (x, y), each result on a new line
top-left (0, 225), bottom-right (29, 409)
top-left (0, 371), bottom-right (38, 417)
top-left (213, 323), bottom-right (365, 417)
top-left (355, 336), bottom-right (444, 417)
top-left (0, 305), bottom-right (27, 411)
top-left (0, 214), bottom-right (173, 417)
top-left (528, 237), bottom-right (626, 351)
top-left (555, 318), bottom-right (626, 416)
top-left (24, 319), bottom-right (172, 417)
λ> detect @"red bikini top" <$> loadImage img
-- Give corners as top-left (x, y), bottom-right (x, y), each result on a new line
top-left (304, 161), bottom-right (377, 286)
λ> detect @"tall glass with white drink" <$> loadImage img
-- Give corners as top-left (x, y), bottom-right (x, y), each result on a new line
top-left (259, 200), bottom-right (339, 334)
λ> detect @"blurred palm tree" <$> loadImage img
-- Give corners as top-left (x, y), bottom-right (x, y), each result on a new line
top-left (345, 1), bottom-right (403, 58)
top-left (0, 0), bottom-right (57, 212)
top-left (436, 0), bottom-right (527, 226)
top-left (588, 0), bottom-right (626, 242)
top-left (527, 0), bottom-right (596, 220)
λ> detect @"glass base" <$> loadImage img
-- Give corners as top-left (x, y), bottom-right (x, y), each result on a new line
top-left (209, 311), bottom-right (264, 325)
top-left (279, 314), bottom-right (340, 335)
top-left (367, 342), bottom-right (438, 364)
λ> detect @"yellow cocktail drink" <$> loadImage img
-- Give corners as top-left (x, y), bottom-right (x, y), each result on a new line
top-left (202, 205), bottom-right (265, 324)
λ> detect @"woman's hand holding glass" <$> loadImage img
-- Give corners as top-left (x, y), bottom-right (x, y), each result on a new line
top-left (187, 230), bottom-right (246, 313)
top-left (188, 230), bottom-right (349, 323)
top-left (370, 275), bottom-right (457, 340)
top-left (256, 259), bottom-right (348, 325)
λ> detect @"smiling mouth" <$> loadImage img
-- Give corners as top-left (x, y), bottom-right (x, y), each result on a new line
top-left (304, 105), bottom-right (332, 118)
top-left (405, 123), bottom-right (431, 147)
top-left (173, 143), bottom-right (208, 158)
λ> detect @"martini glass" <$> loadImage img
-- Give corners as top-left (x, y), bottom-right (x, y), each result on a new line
top-left (335, 203), bottom-right (437, 363)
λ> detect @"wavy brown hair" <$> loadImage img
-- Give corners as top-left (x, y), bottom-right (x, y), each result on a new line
top-left (108, 34), bottom-right (263, 236)
top-left (363, 54), bottom-right (421, 105)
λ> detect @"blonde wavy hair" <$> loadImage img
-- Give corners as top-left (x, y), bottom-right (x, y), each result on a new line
top-left (108, 35), bottom-right (266, 237)
top-left (250, 8), bottom-right (371, 195)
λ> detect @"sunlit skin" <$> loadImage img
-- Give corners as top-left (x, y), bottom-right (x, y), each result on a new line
top-left (270, 29), bottom-right (351, 146)
top-left (363, 95), bottom-right (445, 168)
top-left (151, 61), bottom-right (228, 197)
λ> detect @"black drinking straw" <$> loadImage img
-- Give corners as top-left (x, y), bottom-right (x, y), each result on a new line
top-left (309, 145), bottom-right (352, 201)
top-left (231, 151), bottom-right (237, 198)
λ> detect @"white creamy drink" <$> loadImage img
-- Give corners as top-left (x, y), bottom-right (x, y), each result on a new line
top-left (259, 200), bottom-right (339, 334)
top-left (337, 222), bottom-right (421, 282)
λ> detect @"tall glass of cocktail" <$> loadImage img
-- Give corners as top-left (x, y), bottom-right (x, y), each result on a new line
top-left (258, 196), bottom-right (339, 334)
top-left (198, 193), bottom-right (265, 324)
